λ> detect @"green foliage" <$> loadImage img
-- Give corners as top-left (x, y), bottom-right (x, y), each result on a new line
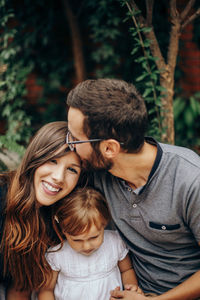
top-left (0, 0), bottom-right (72, 157)
top-left (87, 0), bottom-right (121, 78)
top-left (120, 0), bottom-right (166, 140)
top-left (0, 0), bottom-right (33, 155)
top-left (0, 0), bottom-right (199, 157)
top-left (0, 135), bottom-right (25, 156)
top-left (174, 92), bottom-right (200, 148)
top-left (0, 158), bottom-right (7, 171)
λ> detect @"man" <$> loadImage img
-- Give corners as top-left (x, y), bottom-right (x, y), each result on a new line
top-left (66, 78), bottom-right (200, 300)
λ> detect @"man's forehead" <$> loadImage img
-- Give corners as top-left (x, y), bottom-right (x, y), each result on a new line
top-left (68, 107), bottom-right (85, 136)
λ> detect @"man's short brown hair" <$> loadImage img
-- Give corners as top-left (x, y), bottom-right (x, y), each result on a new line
top-left (67, 78), bottom-right (148, 152)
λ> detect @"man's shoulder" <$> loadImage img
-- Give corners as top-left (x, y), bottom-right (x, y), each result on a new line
top-left (93, 170), bottom-right (115, 185)
top-left (159, 142), bottom-right (200, 168)
top-left (90, 170), bottom-right (119, 196)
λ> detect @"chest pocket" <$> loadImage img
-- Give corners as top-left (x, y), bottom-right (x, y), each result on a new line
top-left (149, 222), bottom-right (180, 231)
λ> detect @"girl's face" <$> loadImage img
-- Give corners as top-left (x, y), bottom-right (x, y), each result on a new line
top-left (65, 223), bottom-right (104, 256)
top-left (34, 149), bottom-right (81, 206)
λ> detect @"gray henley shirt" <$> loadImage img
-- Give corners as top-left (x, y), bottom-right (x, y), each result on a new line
top-left (93, 138), bottom-right (200, 294)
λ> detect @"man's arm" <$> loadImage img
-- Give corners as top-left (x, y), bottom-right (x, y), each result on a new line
top-left (111, 243), bottom-right (200, 300)
top-left (155, 268), bottom-right (200, 300)
top-left (37, 270), bottom-right (58, 300)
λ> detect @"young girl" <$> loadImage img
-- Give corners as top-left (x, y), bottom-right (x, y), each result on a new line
top-left (38, 188), bottom-right (141, 300)
top-left (0, 121), bottom-right (82, 299)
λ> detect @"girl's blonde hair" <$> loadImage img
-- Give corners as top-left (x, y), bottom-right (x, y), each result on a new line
top-left (53, 188), bottom-right (111, 237)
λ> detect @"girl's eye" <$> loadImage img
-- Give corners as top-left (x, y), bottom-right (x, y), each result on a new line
top-left (90, 235), bottom-right (98, 240)
top-left (68, 167), bottom-right (78, 174)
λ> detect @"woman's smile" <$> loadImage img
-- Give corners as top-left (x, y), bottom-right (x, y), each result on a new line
top-left (42, 181), bottom-right (61, 194)
top-left (34, 150), bottom-right (81, 206)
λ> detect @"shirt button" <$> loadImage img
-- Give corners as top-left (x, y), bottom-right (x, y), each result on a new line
top-left (132, 204), bottom-right (137, 208)
top-left (161, 225), bottom-right (166, 230)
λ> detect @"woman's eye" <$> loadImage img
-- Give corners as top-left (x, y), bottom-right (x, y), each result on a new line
top-left (50, 159), bottom-right (57, 164)
top-left (68, 167), bottom-right (78, 174)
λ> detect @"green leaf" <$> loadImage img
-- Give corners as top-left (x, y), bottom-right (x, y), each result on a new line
top-left (131, 48), bottom-right (138, 55)
top-left (141, 27), bottom-right (152, 33)
top-left (143, 88), bottom-right (153, 97)
top-left (136, 72), bottom-right (148, 82)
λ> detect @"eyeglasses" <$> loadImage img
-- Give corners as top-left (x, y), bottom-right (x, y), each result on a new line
top-left (66, 131), bottom-right (125, 152)
top-left (66, 131), bottom-right (103, 151)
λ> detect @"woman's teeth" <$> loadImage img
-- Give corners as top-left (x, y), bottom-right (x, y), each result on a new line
top-left (43, 182), bottom-right (60, 192)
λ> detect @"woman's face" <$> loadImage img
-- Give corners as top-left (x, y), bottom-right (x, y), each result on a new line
top-left (34, 148), bottom-right (81, 206)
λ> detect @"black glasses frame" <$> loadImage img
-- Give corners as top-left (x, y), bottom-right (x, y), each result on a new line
top-left (66, 131), bottom-right (103, 151)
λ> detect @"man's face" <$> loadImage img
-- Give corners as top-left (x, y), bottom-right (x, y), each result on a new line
top-left (67, 107), bottom-right (113, 171)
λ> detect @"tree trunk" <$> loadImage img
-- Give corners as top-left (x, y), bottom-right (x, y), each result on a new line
top-left (128, 0), bottom-right (200, 144)
top-left (159, 68), bottom-right (175, 144)
top-left (61, 0), bottom-right (86, 83)
top-left (159, 12), bottom-right (181, 143)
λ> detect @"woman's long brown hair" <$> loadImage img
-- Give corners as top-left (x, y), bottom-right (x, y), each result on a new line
top-left (0, 121), bottom-right (78, 292)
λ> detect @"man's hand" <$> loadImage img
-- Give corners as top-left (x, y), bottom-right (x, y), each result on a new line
top-left (110, 288), bottom-right (156, 300)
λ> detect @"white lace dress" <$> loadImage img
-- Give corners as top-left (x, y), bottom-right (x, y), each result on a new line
top-left (46, 230), bottom-right (129, 300)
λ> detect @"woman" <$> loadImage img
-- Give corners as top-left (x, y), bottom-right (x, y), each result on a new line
top-left (0, 121), bottom-right (82, 299)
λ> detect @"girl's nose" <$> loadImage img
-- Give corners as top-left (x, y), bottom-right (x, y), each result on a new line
top-left (82, 241), bottom-right (92, 251)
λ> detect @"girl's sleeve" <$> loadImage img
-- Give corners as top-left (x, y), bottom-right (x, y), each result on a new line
top-left (46, 245), bottom-right (61, 272)
top-left (114, 231), bottom-right (129, 261)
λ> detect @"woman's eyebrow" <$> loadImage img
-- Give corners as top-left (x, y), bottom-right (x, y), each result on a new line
top-left (71, 163), bottom-right (81, 168)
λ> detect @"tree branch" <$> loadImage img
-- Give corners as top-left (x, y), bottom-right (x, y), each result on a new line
top-left (182, 8), bottom-right (200, 29)
top-left (170, 0), bottom-right (179, 20)
top-left (146, 0), bottom-right (154, 25)
top-left (167, 0), bottom-right (181, 70)
top-left (61, 0), bottom-right (86, 83)
top-left (128, 0), bottom-right (148, 27)
top-left (180, 0), bottom-right (195, 21)
top-left (128, 0), bottom-right (166, 69)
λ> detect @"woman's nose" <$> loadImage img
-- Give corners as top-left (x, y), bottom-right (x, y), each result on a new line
top-left (52, 166), bottom-right (65, 183)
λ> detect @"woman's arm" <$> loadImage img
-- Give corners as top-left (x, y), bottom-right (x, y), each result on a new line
top-left (37, 270), bottom-right (58, 300)
top-left (6, 286), bottom-right (31, 300)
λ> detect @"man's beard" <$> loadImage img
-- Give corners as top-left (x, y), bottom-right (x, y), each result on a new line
top-left (81, 148), bottom-right (113, 172)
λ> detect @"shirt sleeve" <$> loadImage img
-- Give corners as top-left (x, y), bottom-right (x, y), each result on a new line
top-left (114, 230), bottom-right (129, 261)
top-left (184, 174), bottom-right (200, 242)
top-left (46, 245), bottom-right (61, 272)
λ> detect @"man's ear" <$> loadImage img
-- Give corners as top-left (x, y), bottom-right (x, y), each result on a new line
top-left (99, 139), bottom-right (121, 158)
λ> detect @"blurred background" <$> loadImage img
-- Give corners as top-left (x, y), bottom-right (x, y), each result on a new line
top-left (0, 0), bottom-right (200, 170)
